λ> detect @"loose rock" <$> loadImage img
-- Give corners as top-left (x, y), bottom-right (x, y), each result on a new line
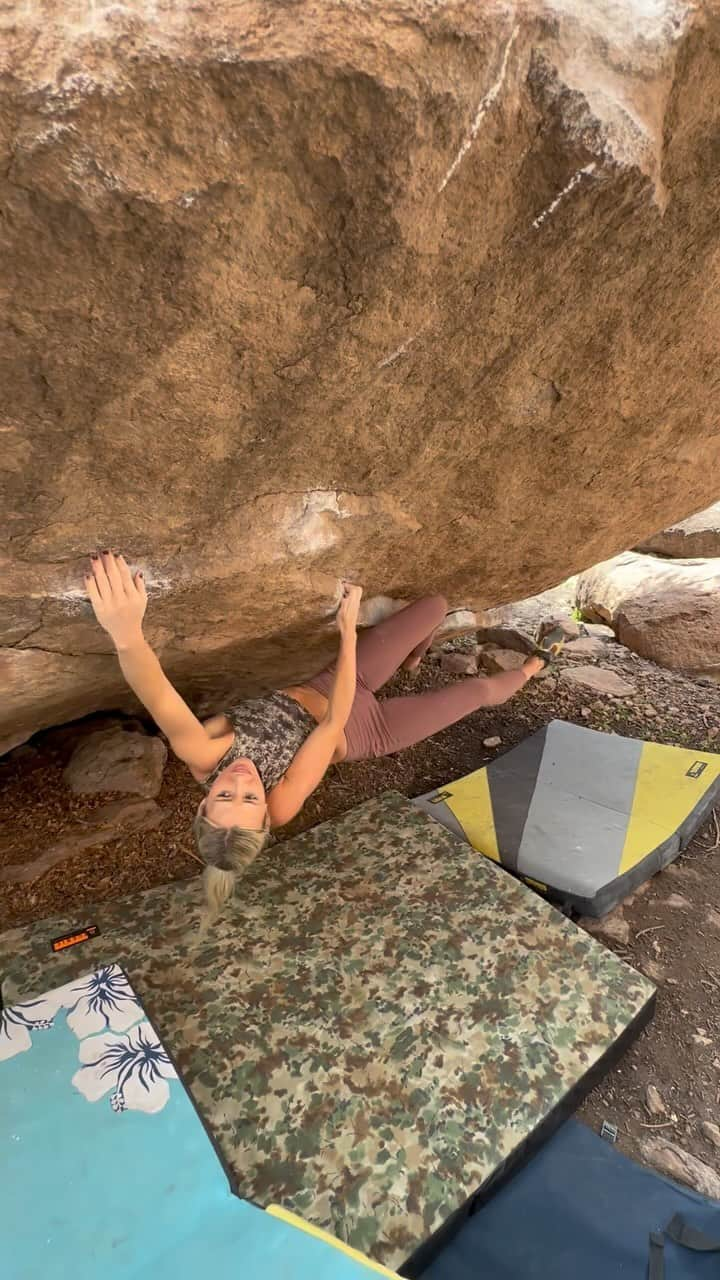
top-left (483, 736), bottom-right (502, 749)
top-left (478, 647), bottom-right (527, 675)
top-left (564, 636), bottom-right (609, 659)
top-left (645, 1084), bottom-right (667, 1116)
top-left (583, 623), bottom-right (616, 640)
top-left (581, 909), bottom-right (631, 945)
top-left (701, 1121), bottom-right (720, 1150)
top-left (537, 618), bottom-right (582, 643)
top-left (640, 1138), bottom-right (720, 1199)
top-left (63, 726), bottom-right (168, 798)
top-left (641, 959), bottom-right (666, 984)
top-left (560, 667), bottom-right (635, 698)
top-left (665, 893), bottom-right (690, 909)
top-left (441, 651), bottom-right (478, 676)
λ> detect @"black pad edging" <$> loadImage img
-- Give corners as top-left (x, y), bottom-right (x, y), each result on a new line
top-left (398, 990), bottom-right (656, 1278)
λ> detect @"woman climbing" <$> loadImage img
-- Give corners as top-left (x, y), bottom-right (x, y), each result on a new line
top-left (85, 551), bottom-right (545, 912)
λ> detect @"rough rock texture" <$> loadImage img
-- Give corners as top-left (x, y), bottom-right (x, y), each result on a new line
top-left (637, 501), bottom-right (720, 558)
top-left (577, 552), bottom-right (720, 673)
top-left (2, 0), bottom-right (720, 751)
top-left (62, 726), bottom-right (167, 797)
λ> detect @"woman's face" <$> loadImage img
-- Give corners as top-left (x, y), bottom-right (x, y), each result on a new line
top-left (202, 758), bottom-right (267, 830)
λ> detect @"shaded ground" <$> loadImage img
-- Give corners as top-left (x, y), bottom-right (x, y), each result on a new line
top-left (1, 637), bottom-right (719, 1179)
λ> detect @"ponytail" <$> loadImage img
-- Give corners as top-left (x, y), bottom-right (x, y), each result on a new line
top-left (192, 813), bottom-right (269, 923)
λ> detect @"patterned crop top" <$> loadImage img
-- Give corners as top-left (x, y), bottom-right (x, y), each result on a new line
top-left (201, 692), bottom-right (317, 793)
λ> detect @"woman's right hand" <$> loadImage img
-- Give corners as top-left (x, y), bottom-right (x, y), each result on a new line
top-left (337, 581), bottom-right (363, 636)
top-left (85, 550), bottom-right (148, 650)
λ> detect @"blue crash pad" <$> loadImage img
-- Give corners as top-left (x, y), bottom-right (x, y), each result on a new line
top-left (420, 1118), bottom-right (720, 1279)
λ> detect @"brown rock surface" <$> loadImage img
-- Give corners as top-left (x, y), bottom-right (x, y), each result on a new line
top-left (637, 502), bottom-right (720, 559)
top-left (576, 553), bottom-right (720, 673)
top-left (3, 2), bottom-right (720, 750)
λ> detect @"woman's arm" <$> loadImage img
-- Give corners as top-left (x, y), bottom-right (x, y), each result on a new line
top-left (267, 584), bottom-right (362, 827)
top-left (86, 551), bottom-right (218, 770)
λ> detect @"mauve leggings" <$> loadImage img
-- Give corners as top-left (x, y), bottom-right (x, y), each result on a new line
top-left (306, 595), bottom-right (529, 761)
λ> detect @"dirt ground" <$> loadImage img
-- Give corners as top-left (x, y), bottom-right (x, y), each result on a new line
top-left (1, 636), bottom-right (719, 1180)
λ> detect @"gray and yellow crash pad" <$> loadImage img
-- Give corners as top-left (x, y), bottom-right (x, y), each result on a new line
top-left (414, 721), bottom-right (720, 917)
top-left (0, 963), bottom-right (398, 1280)
top-left (0, 793), bottom-right (654, 1272)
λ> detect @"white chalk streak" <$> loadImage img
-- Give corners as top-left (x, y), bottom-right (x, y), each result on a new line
top-left (531, 163), bottom-right (597, 229)
top-left (378, 336), bottom-right (417, 369)
top-left (438, 25), bottom-right (519, 194)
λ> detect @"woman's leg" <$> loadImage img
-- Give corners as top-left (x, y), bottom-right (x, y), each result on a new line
top-left (354, 595), bottom-right (448, 691)
top-left (377, 668), bottom-right (529, 754)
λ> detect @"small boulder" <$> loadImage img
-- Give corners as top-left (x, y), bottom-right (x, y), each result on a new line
top-left (560, 666), bottom-right (634, 698)
top-left (483, 735), bottom-right (502, 749)
top-left (478, 647), bottom-right (526, 674)
top-left (537, 617), bottom-right (582, 643)
top-left (640, 1138), bottom-right (720, 1199)
top-left (665, 893), bottom-right (690, 909)
top-left (63, 726), bottom-right (167, 798)
top-left (441, 650), bottom-right (478, 676)
top-left (564, 636), bottom-right (610, 659)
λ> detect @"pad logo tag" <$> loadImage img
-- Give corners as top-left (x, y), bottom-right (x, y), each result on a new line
top-left (429, 791), bottom-right (451, 804)
top-left (686, 761), bottom-right (707, 779)
top-left (51, 924), bottom-right (100, 953)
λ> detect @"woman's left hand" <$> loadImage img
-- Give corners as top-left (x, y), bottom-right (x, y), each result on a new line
top-left (86, 551), bottom-right (147, 650)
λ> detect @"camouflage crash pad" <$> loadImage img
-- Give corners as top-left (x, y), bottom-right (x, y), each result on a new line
top-left (0, 793), bottom-right (654, 1270)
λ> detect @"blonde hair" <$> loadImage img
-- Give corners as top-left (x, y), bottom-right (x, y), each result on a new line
top-left (193, 813), bottom-right (269, 921)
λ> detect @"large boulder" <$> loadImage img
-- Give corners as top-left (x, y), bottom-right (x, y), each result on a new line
top-left (576, 553), bottom-right (720, 674)
top-left (3, 2), bottom-right (720, 751)
top-left (636, 502), bottom-right (720, 559)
